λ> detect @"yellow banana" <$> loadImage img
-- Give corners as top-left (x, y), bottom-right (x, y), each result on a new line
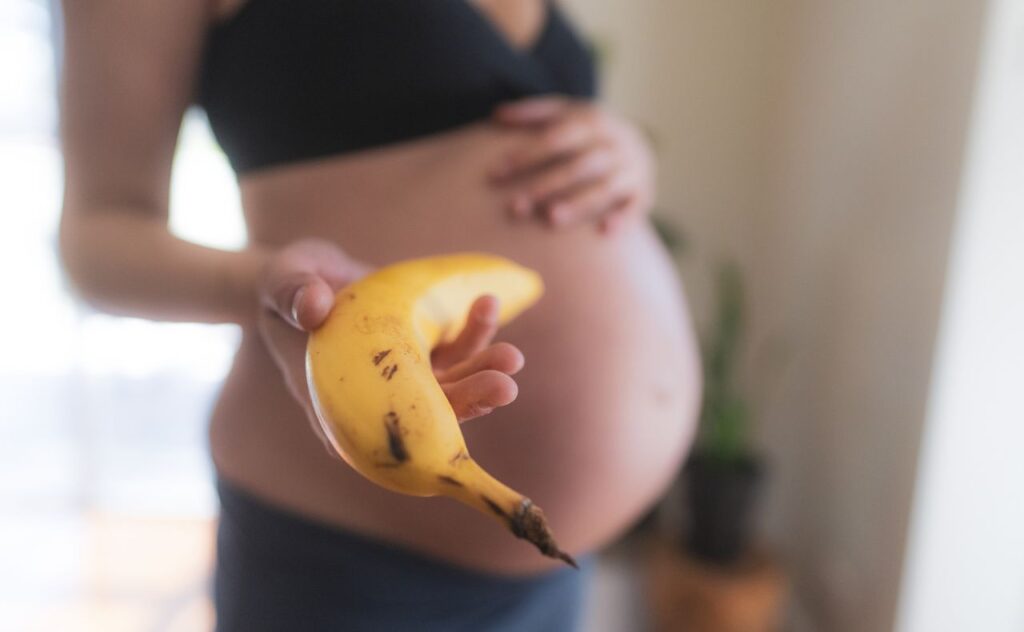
top-left (306, 253), bottom-right (575, 567)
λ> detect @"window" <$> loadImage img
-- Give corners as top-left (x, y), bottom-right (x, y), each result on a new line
top-left (1, 2), bottom-right (243, 628)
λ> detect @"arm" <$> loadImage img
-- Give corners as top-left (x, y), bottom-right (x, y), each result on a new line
top-left (58, 0), bottom-right (265, 324)
top-left (58, 0), bottom-right (526, 456)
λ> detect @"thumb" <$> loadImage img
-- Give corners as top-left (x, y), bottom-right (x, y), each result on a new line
top-left (265, 273), bottom-right (336, 331)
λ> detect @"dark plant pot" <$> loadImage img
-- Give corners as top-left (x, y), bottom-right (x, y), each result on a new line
top-left (683, 451), bottom-right (764, 566)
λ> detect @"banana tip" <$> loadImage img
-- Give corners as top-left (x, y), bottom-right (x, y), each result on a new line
top-left (511, 500), bottom-right (578, 570)
top-left (556, 550), bottom-right (579, 570)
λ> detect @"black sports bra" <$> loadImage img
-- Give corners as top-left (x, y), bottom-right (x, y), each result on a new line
top-left (197, 0), bottom-right (598, 174)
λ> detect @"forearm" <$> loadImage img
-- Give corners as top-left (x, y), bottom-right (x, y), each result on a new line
top-left (59, 205), bottom-right (269, 326)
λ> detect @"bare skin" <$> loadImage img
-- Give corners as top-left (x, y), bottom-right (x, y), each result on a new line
top-left (59, 0), bottom-right (701, 575)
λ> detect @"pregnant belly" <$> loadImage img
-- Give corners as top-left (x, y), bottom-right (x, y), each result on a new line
top-left (211, 124), bottom-right (701, 573)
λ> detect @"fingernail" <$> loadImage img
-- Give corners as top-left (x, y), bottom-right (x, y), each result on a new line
top-left (291, 286), bottom-right (305, 326)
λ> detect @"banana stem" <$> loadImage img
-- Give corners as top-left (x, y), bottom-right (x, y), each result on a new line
top-left (448, 458), bottom-right (577, 569)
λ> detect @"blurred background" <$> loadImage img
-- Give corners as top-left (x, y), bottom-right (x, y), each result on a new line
top-left (1, 0), bottom-right (1022, 630)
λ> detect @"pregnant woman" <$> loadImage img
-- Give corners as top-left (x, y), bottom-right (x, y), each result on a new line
top-left (58, 1), bottom-right (701, 630)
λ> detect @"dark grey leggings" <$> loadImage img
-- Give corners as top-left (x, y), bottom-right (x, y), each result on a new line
top-left (213, 478), bottom-right (591, 632)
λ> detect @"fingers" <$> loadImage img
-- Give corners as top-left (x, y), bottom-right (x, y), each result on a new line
top-left (290, 278), bottom-right (337, 331)
top-left (507, 145), bottom-right (617, 219)
top-left (436, 342), bottom-right (524, 383)
top-left (431, 297), bottom-right (524, 424)
top-left (261, 239), bottom-right (371, 331)
top-left (431, 295), bottom-right (500, 370)
top-left (492, 96), bottom-right (570, 127)
top-left (283, 238), bottom-right (368, 290)
top-left (491, 117), bottom-right (597, 183)
top-left (545, 171), bottom-right (633, 228)
top-left (598, 196), bottom-right (637, 236)
top-left (257, 309), bottom-right (315, 409)
top-left (488, 100), bottom-right (656, 236)
top-left (258, 309), bottom-right (341, 458)
top-left (441, 370), bottom-right (520, 422)
top-left (265, 271), bottom-right (335, 331)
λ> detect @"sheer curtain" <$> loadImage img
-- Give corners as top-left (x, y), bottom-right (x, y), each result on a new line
top-left (1, 2), bottom-right (244, 628)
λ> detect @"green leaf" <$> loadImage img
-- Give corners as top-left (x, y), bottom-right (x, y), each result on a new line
top-left (697, 261), bottom-right (751, 463)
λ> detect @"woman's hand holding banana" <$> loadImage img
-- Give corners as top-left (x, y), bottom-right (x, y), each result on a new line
top-left (256, 239), bottom-right (526, 456)
top-left (257, 242), bottom-right (574, 565)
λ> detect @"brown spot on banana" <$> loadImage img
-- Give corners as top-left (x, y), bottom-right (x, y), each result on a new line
top-left (382, 364), bottom-right (398, 380)
top-left (481, 495), bottom-right (508, 519)
top-left (383, 412), bottom-right (409, 463)
top-left (448, 449), bottom-right (470, 466)
top-left (372, 349), bottom-right (392, 366)
top-left (437, 475), bottom-right (464, 487)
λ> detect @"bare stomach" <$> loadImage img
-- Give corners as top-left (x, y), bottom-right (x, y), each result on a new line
top-left (210, 122), bottom-right (701, 574)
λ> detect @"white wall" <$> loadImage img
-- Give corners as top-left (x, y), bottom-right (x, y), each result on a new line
top-left (566, 1), bottom-right (993, 630)
top-left (896, 0), bottom-right (1024, 629)
top-left (564, 0), bottom-right (775, 313)
top-left (752, 2), bottom-right (987, 629)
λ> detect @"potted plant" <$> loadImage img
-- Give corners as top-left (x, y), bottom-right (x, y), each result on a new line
top-left (640, 255), bottom-right (787, 632)
top-left (684, 262), bottom-right (763, 566)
